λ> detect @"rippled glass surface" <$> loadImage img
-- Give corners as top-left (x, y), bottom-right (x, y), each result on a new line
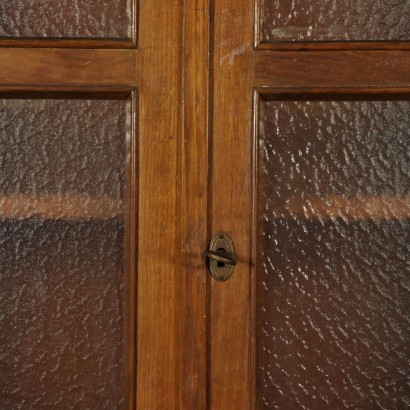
top-left (257, 100), bottom-right (410, 408)
top-left (0, 0), bottom-right (131, 39)
top-left (0, 99), bottom-right (128, 408)
top-left (260, 0), bottom-right (410, 42)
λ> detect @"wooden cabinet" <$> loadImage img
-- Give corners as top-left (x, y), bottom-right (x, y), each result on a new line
top-left (0, 1), bottom-right (409, 409)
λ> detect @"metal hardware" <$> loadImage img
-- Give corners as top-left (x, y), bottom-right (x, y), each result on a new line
top-left (204, 250), bottom-right (236, 266)
top-left (205, 232), bottom-right (236, 281)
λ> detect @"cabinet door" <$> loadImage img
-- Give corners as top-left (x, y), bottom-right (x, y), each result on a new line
top-left (209, 0), bottom-right (410, 408)
top-left (0, 2), bottom-right (182, 409)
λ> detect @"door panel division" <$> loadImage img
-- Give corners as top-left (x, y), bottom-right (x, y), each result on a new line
top-left (209, 0), bottom-right (410, 408)
top-left (0, 0), bottom-right (185, 408)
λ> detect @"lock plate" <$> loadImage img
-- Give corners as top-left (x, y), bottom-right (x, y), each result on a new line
top-left (206, 232), bottom-right (236, 281)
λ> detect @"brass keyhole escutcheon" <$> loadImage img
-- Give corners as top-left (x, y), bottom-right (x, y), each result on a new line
top-left (205, 232), bottom-right (236, 281)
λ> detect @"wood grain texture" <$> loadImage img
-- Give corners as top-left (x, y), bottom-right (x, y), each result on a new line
top-left (256, 41), bottom-right (410, 51)
top-left (209, 0), bottom-right (255, 408)
top-left (0, 38), bottom-right (136, 49)
top-left (135, 0), bottom-right (183, 408)
top-left (0, 48), bottom-right (135, 87)
top-left (180, 0), bottom-right (210, 408)
top-left (255, 51), bottom-right (410, 88)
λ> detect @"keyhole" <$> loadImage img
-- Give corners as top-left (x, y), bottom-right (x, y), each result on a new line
top-left (216, 248), bottom-right (226, 268)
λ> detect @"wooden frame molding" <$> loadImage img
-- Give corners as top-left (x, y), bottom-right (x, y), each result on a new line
top-left (209, 0), bottom-right (255, 407)
top-left (255, 51), bottom-right (410, 89)
top-left (134, 0), bottom-right (183, 407)
top-left (180, 0), bottom-right (210, 409)
top-left (0, 49), bottom-right (135, 88)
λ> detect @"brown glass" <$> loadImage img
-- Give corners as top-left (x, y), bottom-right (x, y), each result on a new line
top-left (257, 100), bottom-right (410, 408)
top-left (260, 0), bottom-right (410, 42)
top-left (0, 0), bottom-right (131, 39)
top-left (0, 99), bottom-right (129, 409)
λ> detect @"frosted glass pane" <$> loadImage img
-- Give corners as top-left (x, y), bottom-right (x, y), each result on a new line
top-left (261, 0), bottom-right (410, 42)
top-left (0, 99), bottom-right (128, 409)
top-left (0, 0), bottom-right (131, 39)
top-left (257, 100), bottom-right (410, 408)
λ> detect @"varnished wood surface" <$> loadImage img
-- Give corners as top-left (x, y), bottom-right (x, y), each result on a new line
top-left (135, 0), bottom-right (183, 408)
top-left (255, 41), bottom-right (410, 51)
top-left (180, 0), bottom-right (210, 408)
top-left (0, 38), bottom-right (136, 49)
top-left (257, 89), bottom-right (410, 99)
top-left (0, 48), bottom-right (135, 87)
top-left (210, 0), bottom-right (255, 408)
top-left (255, 51), bottom-right (410, 88)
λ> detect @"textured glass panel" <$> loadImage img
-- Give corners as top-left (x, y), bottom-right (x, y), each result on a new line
top-left (261, 0), bottom-right (410, 42)
top-left (0, 0), bottom-right (131, 39)
top-left (0, 99), bottom-right (128, 408)
top-left (258, 100), bottom-right (410, 408)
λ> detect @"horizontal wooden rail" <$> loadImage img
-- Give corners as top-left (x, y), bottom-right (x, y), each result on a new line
top-left (0, 48), bottom-right (135, 87)
top-left (255, 51), bottom-right (410, 89)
